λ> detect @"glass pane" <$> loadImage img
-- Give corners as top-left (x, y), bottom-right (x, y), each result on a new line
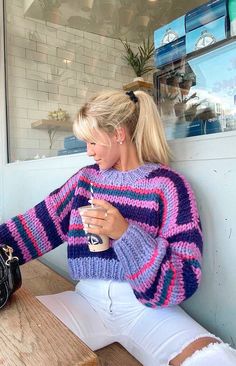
top-left (188, 41), bottom-right (236, 136)
top-left (5, 0), bottom-right (231, 160)
top-left (154, 41), bottom-right (236, 140)
top-left (5, 0), bottom-right (144, 162)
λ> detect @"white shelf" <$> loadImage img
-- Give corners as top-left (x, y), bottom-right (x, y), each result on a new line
top-left (31, 119), bottom-right (73, 131)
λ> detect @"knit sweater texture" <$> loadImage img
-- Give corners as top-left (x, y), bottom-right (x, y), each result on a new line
top-left (0, 163), bottom-right (203, 308)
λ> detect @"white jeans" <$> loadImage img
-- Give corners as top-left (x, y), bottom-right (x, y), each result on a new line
top-left (37, 279), bottom-right (233, 366)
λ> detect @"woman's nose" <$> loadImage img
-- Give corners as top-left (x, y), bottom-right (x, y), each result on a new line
top-left (86, 143), bottom-right (94, 157)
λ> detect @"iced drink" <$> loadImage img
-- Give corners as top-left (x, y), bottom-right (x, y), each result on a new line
top-left (79, 205), bottom-right (109, 252)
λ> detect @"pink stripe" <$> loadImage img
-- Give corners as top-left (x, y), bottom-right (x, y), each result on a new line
top-left (132, 259), bottom-right (184, 306)
top-left (45, 198), bottom-right (65, 242)
top-left (128, 219), bottom-right (157, 235)
top-left (58, 200), bottom-right (76, 222)
top-left (193, 267), bottom-right (201, 281)
top-left (97, 193), bottom-right (159, 210)
top-left (69, 237), bottom-right (87, 245)
top-left (185, 181), bottom-right (199, 222)
top-left (130, 269), bottom-right (158, 292)
top-left (162, 221), bottom-right (202, 239)
top-left (159, 178), bottom-right (179, 233)
top-left (77, 187), bottom-right (91, 200)
top-left (26, 206), bottom-right (54, 253)
top-left (172, 241), bottom-right (202, 261)
top-left (127, 247), bottom-right (158, 280)
top-left (98, 192), bottom-right (156, 209)
top-left (53, 181), bottom-right (78, 209)
top-left (128, 237), bottom-right (168, 292)
top-left (6, 221), bottom-right (32, 261)
top-left (82, 175), bottom-right (164, 195)
top-left (70, 223), bottom-right (83, 230)
top-left (77, 187), bottom-right (160, 211)
top-left (18, 215), bottom-right (42, 256)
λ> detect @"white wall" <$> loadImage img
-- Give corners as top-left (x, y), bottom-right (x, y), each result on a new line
top-left (170, 132), bottom-right (236, 347)
top-left (1, 131), bottom-right (236, 346)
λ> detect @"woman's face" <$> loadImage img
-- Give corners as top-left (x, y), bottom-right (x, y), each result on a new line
top-left (86, 129), bottom-right (122, 171)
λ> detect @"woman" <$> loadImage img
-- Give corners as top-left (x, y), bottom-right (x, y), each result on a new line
top-left (0, 90), bottom-right (235, 366)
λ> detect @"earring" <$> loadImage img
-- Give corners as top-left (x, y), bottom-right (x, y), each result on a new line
top-left (119, 141), bottom-right (123, 145)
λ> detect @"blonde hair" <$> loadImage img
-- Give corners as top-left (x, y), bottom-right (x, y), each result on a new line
top-left (73, 90), bottom-right (171, 165)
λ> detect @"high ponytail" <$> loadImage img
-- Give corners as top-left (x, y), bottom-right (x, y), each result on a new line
top-left (132, 91), bottom-right (171, 165)
top-left (74, 90), bottom-right (171, 165)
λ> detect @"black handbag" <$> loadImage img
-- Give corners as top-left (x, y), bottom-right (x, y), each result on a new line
top-left (0, 244), bottom-right (22, 309)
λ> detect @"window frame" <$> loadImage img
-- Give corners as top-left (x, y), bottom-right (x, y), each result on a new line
top-left (0, 0), bottom-right (8, 165)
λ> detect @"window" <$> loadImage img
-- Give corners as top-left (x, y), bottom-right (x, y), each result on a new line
top-left (4, 0), bottom-right (139, 162)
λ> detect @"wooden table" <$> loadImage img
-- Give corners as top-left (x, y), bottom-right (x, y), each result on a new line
top-left (0, 260), bottom-right (98, 366)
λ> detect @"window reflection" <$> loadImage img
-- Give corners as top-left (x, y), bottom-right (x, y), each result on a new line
top-left (154, 41), bottom-right (236, 139)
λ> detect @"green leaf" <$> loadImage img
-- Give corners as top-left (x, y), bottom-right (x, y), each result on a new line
top-left (120, 36), bottom-right (155, 77)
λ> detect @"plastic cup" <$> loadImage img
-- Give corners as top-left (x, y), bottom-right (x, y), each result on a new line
top-left (79, 205), bottom-right (109, 252)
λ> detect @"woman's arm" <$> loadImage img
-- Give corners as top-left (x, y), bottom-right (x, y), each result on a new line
top-left (113, 174), bottom-right (203, 308)
top-left (0, 171), bottom-right (79, 265)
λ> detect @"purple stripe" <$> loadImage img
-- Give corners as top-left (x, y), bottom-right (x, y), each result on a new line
top-left (45, 197), bottom-right (67, 242)
top-left (24, 207), bottom-right (53, 254)
top-left (6, 221), bottom-right (32, 262)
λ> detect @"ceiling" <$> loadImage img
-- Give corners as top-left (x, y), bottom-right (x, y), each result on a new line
top-left (25, 0), bottom-right (207, 43)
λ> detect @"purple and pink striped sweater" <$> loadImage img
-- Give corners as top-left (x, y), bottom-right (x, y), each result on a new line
top-left (0, 163), bottom-right (203, 308)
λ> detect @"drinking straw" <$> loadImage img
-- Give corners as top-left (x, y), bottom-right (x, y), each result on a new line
top-left (90, 183), bottom-right (94, 208)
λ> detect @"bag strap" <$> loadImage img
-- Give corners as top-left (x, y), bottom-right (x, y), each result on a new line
top-left (0, 245), bottom-right (19, 264)
top-left (0, 244), bottom-right (21, 287)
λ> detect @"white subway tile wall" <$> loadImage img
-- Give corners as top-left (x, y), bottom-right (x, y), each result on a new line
top-left (5, 0), bottom-right (138, 162)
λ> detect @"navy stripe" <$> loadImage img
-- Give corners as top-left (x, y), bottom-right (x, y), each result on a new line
top-left (168, 228), bottom-right (203, 253)
top-left (68, 244), bottom-right (118, 260)
top-left (156, 269), bottom-right (174, 306)
top-left (89, 163), bottom-right (99, 171)
top-left (35, 201), bottom-right (62, 248)
top-left (148, 168), bottom-right (193, 225)
top-left (57, 190), bottom-right (75, 216)
top-left (182, 261), bottom-right (198, 298)
top-left (73, 194), bottom-right (161, 228)
top-left (116, 203), bottom-right (158, 227)
top-left (0, 223), bottom-right (25, 264)
top-left (134, 255), bottom-right (169, 301)
top-left (74, 196), bottom-right (90, 209)
top-left (13, 217), bottom-right (39, 259)
top-left (61, 212), bottom-right (71, 235)
top-left (79, 179), bottom-right (161, 203)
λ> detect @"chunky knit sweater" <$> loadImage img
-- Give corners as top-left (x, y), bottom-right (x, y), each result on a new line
top-left (0, 163), bottom-right (203, 308)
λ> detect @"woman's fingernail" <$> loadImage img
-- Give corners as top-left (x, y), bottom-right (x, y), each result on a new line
top-left (88, 199), bottom-right (93, 204)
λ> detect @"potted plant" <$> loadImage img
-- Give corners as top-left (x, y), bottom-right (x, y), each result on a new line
top-left (120, 37), bottom-right (155, 81)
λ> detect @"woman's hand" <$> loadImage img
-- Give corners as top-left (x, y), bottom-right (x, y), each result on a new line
top-left (80, 199), bottom-right (129, 240)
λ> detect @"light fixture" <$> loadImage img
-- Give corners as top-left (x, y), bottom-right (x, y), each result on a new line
top-left (63, 59), bottom-right (72, 64)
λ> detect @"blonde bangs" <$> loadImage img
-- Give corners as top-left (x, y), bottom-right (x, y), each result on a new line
top-left (73, 111), bottom-right (111, 146)
top-left (73, 113), bottom-right (98, 143)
